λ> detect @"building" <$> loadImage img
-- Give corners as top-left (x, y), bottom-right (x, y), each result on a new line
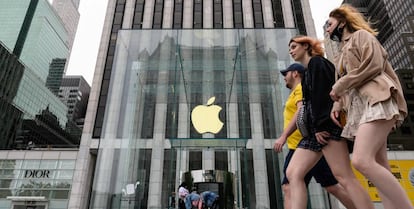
top-left (343, 0), bottom-right (414, 70)
top-left (46, 58), bottom-right (67, 95)
top-left (0, 42), bottom-right (25, 149)
top-left (0, 1), bottom-right (81, 207)
top-left (51, 0), bottom-right (80, 51)
top-left (64, 1), bottom-right (352, 209)
top-left (58, 75), bottom-right (91, 127)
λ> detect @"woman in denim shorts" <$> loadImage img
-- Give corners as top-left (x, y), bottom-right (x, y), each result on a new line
top-left (285, 35), bottom-right (374, 209)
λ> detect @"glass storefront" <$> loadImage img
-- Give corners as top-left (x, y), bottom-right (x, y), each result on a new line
top-left (0, 158), bottom-right (76, 209)
top-left (90, 29), bottom-right (297, 209)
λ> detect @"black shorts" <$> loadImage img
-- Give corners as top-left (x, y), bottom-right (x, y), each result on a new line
top-left (282, 149), bottom-right (338, 187)
top-left (297, 125), bottom-right (344, 152)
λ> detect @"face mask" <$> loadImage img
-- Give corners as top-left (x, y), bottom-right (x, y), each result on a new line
top-left (330, 23), bottom-right (344, 42)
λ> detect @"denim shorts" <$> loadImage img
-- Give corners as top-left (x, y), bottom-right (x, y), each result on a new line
top-left (282, 149), bottom-right (338, 187)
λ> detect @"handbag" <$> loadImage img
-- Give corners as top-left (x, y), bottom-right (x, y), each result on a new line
top-left (296, 105), bottom-right (309, 137)
top-left (339, 110), bottom-right (347, 127)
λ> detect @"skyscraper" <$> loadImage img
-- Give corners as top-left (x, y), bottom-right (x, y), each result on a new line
top-left (59, 75), bottom-right (91, 125)
top-left (0, 1), bottom-right (86, 208)
top-left (51, 0), bottom-right (80, 51)
top-left (343, 0), bottom-right (414, 70)
top-left (67, 1), bottom-right (329, 209)
top-left (0, 0), bottom-right (71, 148)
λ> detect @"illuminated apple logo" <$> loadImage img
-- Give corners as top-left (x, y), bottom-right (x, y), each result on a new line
top-left (191, 97), bottom-right (224, 134)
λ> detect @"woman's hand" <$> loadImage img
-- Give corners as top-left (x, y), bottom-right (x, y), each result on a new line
top-left (315, 131), bottom-right (330, 145)
top-left (331, 110), bottom-right (343, 127)
top-left (330, 90), bottom-right (340, 101)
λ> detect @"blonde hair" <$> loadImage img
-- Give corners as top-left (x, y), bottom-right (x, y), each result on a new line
top-left (289, 35), bottom-right (324, 57)
top-left (329, 4), bottom-right (378, 36)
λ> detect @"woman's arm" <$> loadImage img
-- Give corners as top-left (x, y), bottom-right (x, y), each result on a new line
top-left (308, 57), bottom-right (336, 132)
top-left (332, 30), bottom-right (387, 96)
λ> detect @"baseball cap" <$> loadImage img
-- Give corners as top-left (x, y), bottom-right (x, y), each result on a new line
top-left (280, 63), bottom-right (305, 76)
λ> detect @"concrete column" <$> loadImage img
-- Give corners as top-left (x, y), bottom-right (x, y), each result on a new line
top-left (261, 0), bottom-right (274, 28)
top-left (162, 0), bottom-right (174, 28)
top-left (242, 0), bottom-right (254, 28)
top-left (222, 0), bottom-right (233, 28)
top-left (183, 0), bottom-right (194, 28)
top-left (281, 0), bottom-right (295, 28)
top-left (122, 0), bottom-right (137, 28)
top-left (142, 0), bottom-right (155, 28)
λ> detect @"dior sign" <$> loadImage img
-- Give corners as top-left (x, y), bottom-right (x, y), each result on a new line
top-left (24, 170), bottom-right (51, 178)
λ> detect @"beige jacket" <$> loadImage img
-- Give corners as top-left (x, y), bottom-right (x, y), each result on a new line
top-left (332, 29), bottom-right (407, 117)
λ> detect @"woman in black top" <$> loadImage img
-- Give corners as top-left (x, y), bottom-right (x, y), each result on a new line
top-left (285, 35), bottom-right (374, 209)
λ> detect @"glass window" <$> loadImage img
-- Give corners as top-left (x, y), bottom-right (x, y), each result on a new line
top-left (0, 160), bottom-right (22, 169)
top-left (58, 160), bottom-right (75, 169)
top-left (51, 190), bottom-right (70, 199)
top-left (0, 169), bottom-right (20, 178)
top-left (55, 170), bottom-right (74, 179)
top-left (39, 160), bottom-right (58, 169)
top-left (22, 160), bottom-right (40, 169)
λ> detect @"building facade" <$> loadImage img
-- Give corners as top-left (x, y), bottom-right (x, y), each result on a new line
top-left (46, 58), bottom-right (67, 95)
top-left (65, 1), bottom-right (346, 209)
top-left (343, 0), bottom-right (414, 71)
top-left (51, 0), bottom-right (80, 51)
top-left (0, 1), bottom-right (85, 208)
top-left (58, 75), bottom-right (91, 126)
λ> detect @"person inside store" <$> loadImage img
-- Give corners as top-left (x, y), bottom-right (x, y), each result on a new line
top-left (178, 182), bottom-right (190, 209)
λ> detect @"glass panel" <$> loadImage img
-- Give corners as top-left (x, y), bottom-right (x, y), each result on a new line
top-left (57, 160), bottom-right (76, 169)
top-left (0, 160), bottom-right (22, 169)
top-left (22, 160), bottom-right (40, 169)
top-left (89, 29), bottom-right (296, 209)
top-left (39, 160), bottom-right (58, 169)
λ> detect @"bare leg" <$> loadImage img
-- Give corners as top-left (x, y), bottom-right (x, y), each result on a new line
top-left (375, 141), bottom-right (395, 209)
top-left (286, 148), bottom-right (322, 209)
top-left (322, 139), bottom-right (374, 209)
top-left (282, 184), bottom-right (291, 209)
top-left (352, 120), bottom-right (414, 209)
top-left (324, 184), bottom-right (356, 209)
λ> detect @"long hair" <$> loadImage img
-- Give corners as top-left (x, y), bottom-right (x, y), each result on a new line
top-left (289, 35), bottom-right (324, 57)
top-left (329, 4), bottom-right (378, 36)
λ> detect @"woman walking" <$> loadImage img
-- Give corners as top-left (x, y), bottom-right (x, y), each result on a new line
top-left (286, 35), bottom-right (374, 209)
top-left (327, 4), bottom-right (411, 209)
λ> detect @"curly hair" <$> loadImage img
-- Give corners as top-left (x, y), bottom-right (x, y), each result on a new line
top-left (289, 35), bottom-right (324, 57)
top-left (329, 4), bottom-right (378, 36)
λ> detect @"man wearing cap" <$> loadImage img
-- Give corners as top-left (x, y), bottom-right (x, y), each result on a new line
top-left (273, 63), bottom-right (355, 209)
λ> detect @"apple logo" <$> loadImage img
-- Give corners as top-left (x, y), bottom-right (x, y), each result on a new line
top-left (191, 97), bottom-right (224, 134)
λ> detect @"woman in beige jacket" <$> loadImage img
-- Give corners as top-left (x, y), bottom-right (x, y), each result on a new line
top-left (327, 4), bottom-right (411, 209)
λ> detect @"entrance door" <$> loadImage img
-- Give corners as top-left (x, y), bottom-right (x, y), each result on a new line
top-left (170, 139), bottom-right (250, 209)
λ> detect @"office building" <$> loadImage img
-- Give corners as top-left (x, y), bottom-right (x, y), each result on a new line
top-left (0, 1), bottom-right (81, 207)
top-left (46, 58), bottom-right (67, 95)
top-left (343, 0), bottom-right (414, 70)
top-left (0, 42), bottom-right (25, 149)
top-left (51, 0), bottom-right (80, 51)
top-left (58, 75), bottom-right (91, 126)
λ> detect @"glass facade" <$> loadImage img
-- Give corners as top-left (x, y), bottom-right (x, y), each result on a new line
top-left (0, 0), bottom-right (79, 149)
top-left (0, 158), bottom-right (76, 209)
top-left (89, 29), bottom-right (296, 209)
top-left (19, 0), bottom-right (69, 83)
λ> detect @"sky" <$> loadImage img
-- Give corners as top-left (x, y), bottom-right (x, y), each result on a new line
top-left (65, 0), bottom-right (342, 85)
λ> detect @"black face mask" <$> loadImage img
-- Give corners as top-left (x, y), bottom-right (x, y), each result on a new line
top-left (330, 23), bottom-right (344, 42)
